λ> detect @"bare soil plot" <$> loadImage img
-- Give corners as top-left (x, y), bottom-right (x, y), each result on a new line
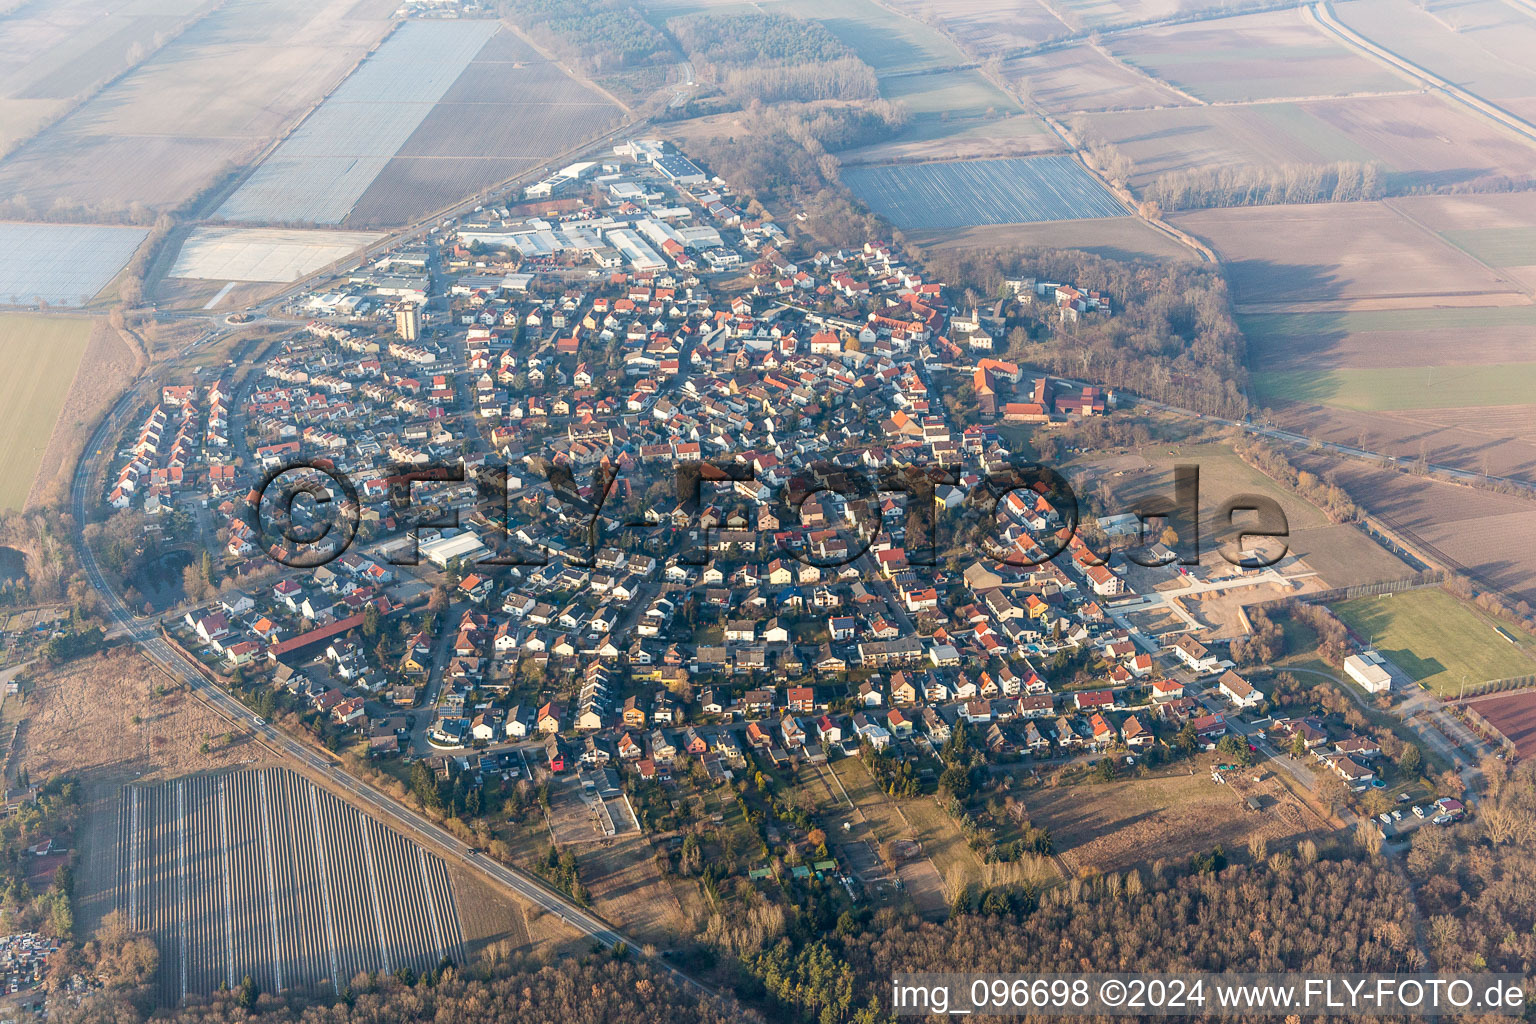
top-left (1108, 7), bottom-right (1408, 103)
top-left (1171, 201), bottom-right (1522, 307)
top-left (1087, 92), bottom-right (1536, 192)
top-left (1004, 43), bottom-right (1196, 114)
top-left (0, 0), bottom-right (395, 219)
top-left (544, 774), bottom-right (611, 845)
top-left (1272, 396), bottom-right (1536, 490)
top-left (1065, 441), bottom-right (1333, 536)
top-left (446, 862), bottom-right (547, 961)
top-left (834, 112), bottom-right (1060, 165)
top-left (1241, 306), bottom-right (1536, 373)
top-left (1028, 765), bottom-right (1324, 877)
top-left (576, 835), bottom-right (693, 945)
top-left (1287, 523), bottom-right (1411, 588)
top-left (152, 277), bottom-right (284, 313)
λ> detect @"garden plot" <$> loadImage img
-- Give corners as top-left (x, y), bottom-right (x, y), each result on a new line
top-left (0, 222), bottom-right (147, 306)
top-left (170, 227), bottom-right (383, 283)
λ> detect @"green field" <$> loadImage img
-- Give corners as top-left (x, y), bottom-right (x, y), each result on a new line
top-left (1332, 588), bottom-right (1536, 695)
top-left (769, 0), bottom-right (967, 73)
top-left (1253, 362), bottom-right (1536, 412)
top-left (879, 68), bottom-right (1021, 118)
top-left (0, 314), bottom-right (94, 511)
top-left (1441, 228), bottom-right (1536, 268)
top-left (1238, 305), bottom-right (1536, 339)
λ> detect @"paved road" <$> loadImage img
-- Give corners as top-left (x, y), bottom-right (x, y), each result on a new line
top-left (69, 393), bottom-right (721, 1002)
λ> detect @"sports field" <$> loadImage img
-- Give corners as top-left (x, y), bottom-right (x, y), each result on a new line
top-left (843, 155), bottom-right (1125, 230)
top-left (1333, 588), bottom-right (1536, 696)
top-left (0, 314), bottom-right (94, 510)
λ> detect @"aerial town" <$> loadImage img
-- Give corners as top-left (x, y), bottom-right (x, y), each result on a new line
top-left (2, 0), bottom-right (1536, 1018)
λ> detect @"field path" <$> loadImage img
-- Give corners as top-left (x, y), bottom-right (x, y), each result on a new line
top-left (1309, 0), bottom-right (1536, 146)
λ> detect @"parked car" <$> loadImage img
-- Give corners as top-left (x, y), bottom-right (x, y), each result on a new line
top-left (1433, 813), bottom-right (1453, 826)
top-left (1391, 809), bottom-right (1405, 821)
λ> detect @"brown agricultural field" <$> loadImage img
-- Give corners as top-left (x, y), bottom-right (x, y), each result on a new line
top-left (1390, 191), bottom-right (1536, 292)
top-left (1107, 7), bottom-right (1408, 104)
top-left (0, 0), bottom-right (211, 159)
top-left (576, 835), bottom-right (695, 946)
top-left (1085, 91), bottom-right (1536, 192)
top-left (1293, 453), bottom-right (1536, 605)
top-left (1004, 43), bottom-right (1196, 114)
top-left (0, 0), bottom-right (396, 219)
top-left (827, 112), bottom-right (1061, 165)
top-left (343, 25), bottom-right (624, 228)
top-left (1171, 201), bottom-right (1523, 308)
top-left (1064, 440), bottom-right (1333, 537)
top-left (1269, 400), bottom-right (1536, 486)
top-left (910, 216), bottom-right (1197, 262)
top-left (1334, 0), bottom-right (1536, 119)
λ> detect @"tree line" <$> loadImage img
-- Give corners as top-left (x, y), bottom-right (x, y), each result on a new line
top-left (1144, 161), bottom-right (1387, 211)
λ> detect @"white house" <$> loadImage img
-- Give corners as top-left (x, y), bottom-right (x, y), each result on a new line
top-left (1344, 652), bottom-right (1392, 694)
